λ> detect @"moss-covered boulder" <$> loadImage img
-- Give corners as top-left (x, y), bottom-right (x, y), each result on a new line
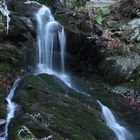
top-left (98, 53), bottom-right (140, 84)
top-left (10, 74), bottom-right (115, 140)
top-left (0, 43), bottom-right (22, 73)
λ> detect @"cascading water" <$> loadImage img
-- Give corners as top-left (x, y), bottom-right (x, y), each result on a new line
top-left (35, 3), bottom-right (134, 140)
top-left (0, 78), bottom-right (21, 140)
top-left (35, 4), bottom-right (90, 96)
top-left (0, 0), bottom-right (10, 33)
top-left (35, 5), bottom-right (65, 74)
top-left (58, 27), bottom-right (66, 73)
top-left (0, 0), bottom-right (135, 140)
top-left (97, 100), bottom-right (134, 140)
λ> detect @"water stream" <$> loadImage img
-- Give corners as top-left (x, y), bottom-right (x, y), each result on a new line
top-left (0, 0), bottom-right (10, 33)
top-left (35, 5), bottom-right (64, 74)
top-left (35, 3), bottom-right (135, 140)
top-left (0, 78), bottom-right (21, 140)
top-left (0, 1), bottom-right (135, 140)
top-left (97, 100), bottom-right (134, 140)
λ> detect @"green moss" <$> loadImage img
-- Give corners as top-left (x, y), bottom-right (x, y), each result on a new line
top-left (11, 74), bottom-right (116, 140)
top-left (9, 73), bottom-right (140, 139)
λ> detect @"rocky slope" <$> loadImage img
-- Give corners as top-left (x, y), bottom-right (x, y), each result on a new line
top-left (8, 74), bottom-right (140, 140)
top-left (51, 0), bottom-right (140, 99)
top-left (0, 0), bottom-right (140, 139)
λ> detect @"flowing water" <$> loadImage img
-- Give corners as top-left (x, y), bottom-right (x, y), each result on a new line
top-left (35, 4), bottom-right (91, 96)
top-left (35, 5), bottom-right (65, 74)
top-left (0, 78), bottom-right (21, 140)
top-left (0, 0), bottom-right (10, 33)
top-left (97, 100), bottom-right (134, 140)
top-left (0, 1), bottom-right (135, 140)
top-left (35, 4), bottom-right (135, 140)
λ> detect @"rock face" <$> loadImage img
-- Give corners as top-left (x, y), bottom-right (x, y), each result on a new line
top-left (5, 74), bottom-right (139, 140)
top-left (0, 119), bottom-right (5, 126)
top-left (52, 1), bottom-right (107, 76)
top-left (52, 0), bottom-right (140, 87)
top-left (98, 53), bottom-right (140, 83)
top-left (0, 0), bottom-right (39, 74)
top-left (89, 0), bottom-right (119, 7)
top-left (10, 74), bottom-right (115, 140)
top-left (128, 18), bottom-right (140, 42)
top-left (0, 1), bottom-right (139, 140)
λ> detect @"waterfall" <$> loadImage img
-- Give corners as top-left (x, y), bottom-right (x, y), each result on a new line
top-left (0, 0), bottom-right (10, 34)
top-left (35, 5), bottom-right (65, 74)
top-left (35, 4), bottom-right (91, 97)
top-left (97, 100), bottom-right (134, 140)
top-left (58, 27), bottom-right (66, 73)
top-left (35, 3), bottom-right (134, 140)
top-left (0, 78), bottom-right (21, 140)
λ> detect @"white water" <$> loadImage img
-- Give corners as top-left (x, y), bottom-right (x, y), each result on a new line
top-left (35, 4), bottom-right (91, 96)
top-left (58, 27), bottom-right (66, 73)
top-left (35, 4), bottom-right (134, 140)
top-left (35, 5), bottom-right (65, 73)
top-left (0, 78), bottom-right (21, 140)
top-left (97, 100), bottom-right (134, 140)
top-left (0, 0), bottom-right (10, 33)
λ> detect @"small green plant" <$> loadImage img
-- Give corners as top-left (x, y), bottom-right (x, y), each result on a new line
top-left (95, 7), bottom-right (112, 24)
top-left (84, 4), bottom-right (112, 24)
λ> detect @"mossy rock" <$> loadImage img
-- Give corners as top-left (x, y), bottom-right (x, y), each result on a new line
top-left (0, 43), bottom-right (22, 72)
top-left (9, 74), bottom-right (115, 140)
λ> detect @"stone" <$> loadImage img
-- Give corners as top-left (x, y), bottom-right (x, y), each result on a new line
top-left (8, 74), bottom-right (115, 140)
top-left (88, 0), bottom-right (119, 7)
top-left (98, 53), bottom-right (140, 83)
top-left (128, 18), bottom-right (140, 29)
top-left (0, 119), bottom-right (5, 126)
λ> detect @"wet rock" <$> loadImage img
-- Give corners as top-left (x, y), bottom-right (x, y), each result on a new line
top-left (88, 0), bottom-right (119, 7)
top-left (110, 86), bottom-right (135, 96)
top-left (0, 119), bottom-right (6, 126)
top-left (119, 0), bottom-right (140, 18)
top-left (0, 1), bottom-right (36, 71)
top-left (20, 16), bottom-right (36, 37)
top-left (9, 74), bottom-right (115, 140)
top-left (98, 53), bottom-right (140, 83)
top-left (57, 0), bottom-right (87, 9)
top-left (0, 43), bottom-right (23, 73)
top-left (8, 0), bottom-right (41, 16)
top-left (127, 18), bottom-right (140, 42)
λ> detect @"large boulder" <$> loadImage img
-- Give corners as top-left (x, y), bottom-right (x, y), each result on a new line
top-left (9, 74), bottom-right (115, 140)
top-left (98, 53), bottom-right (140, 83)
top-left (0, 0), bottom-right (38, 73)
